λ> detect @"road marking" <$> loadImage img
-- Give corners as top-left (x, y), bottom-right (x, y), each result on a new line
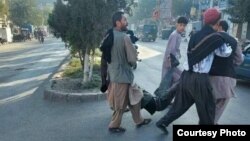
top-left (0, 47), bottom-right (68, 66)
top-left (0, 42), bottom-right (64, 53)
top-left (137, 44), bottom-right (162, 60)
top-left (0, 88), bottom-right (37, 105)
top-left (0, 73), bottom-right (49, 88)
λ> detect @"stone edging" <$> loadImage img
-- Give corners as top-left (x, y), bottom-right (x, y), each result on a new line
top-left (44, 87), bottom-right (106, 102)
top-left (43, 55), bottom-right (106, 102)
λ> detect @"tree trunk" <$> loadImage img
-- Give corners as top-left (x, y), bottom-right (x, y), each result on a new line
top-left (78, 50), bottom-right (84, 69)
top-left (83, 48), bottom-right (90, 83)
top-left (88, 50), bottom-right (95, 81)
top-left (237, 23), bottom-right (243, 40)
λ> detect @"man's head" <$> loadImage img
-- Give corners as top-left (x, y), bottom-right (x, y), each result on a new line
top-left (203, 8), bottom-right (221, 31)
top-left (176, 16), bottom-right (188, 33)
top-left (112, 11), bottom-right (128, 31)
top-left (218, 20), bottom-right (229, 32)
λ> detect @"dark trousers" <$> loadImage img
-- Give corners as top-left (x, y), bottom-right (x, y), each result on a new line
top-left (100, 56), bottom-right (109, 92)
top-left (157, 71), bottom-right (216, 125)
top-left (155, 83), bottom-right (177, 111)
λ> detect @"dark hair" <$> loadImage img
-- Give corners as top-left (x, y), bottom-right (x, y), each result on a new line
top-left (112, 11), bottom-right (124, 27)
top-left (219, 20), bottom-right (229, 32)
top-left (177, 17), bottom-right (188, 25)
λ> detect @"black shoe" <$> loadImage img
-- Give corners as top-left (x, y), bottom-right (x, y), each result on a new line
top-left (136, 119), bottom-right (152, 128)
top-left (109, 127), bottom-right (126, 133)
top-left (156, 123), bottom-right (168, 134)
top-left (124, 108), bottom-right (130, 113)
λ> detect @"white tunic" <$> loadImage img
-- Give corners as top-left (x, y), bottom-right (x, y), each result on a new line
top-left (184, 44), bottom-right (232, 73)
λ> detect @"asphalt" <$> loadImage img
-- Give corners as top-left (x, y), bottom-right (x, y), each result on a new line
top-left (0, 38), bottom-right (249, 141)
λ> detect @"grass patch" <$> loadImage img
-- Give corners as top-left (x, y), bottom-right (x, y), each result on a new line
top-left (63, 58), bottom-right (82, 78)
top-left (62, 57), bottom-right (101, 90)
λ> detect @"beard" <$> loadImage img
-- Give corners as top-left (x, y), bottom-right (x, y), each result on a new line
top-left (121, 26), bottom-right (128, 31)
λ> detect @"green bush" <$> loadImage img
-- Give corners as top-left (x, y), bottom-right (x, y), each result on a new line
top-left (81, 71), bottom-right (101, 89)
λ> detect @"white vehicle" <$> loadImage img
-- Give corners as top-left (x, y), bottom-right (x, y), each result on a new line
top-left (0, 26), bottom-right (13, 43)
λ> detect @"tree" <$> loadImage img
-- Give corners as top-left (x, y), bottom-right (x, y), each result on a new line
top-left (31, 8), bottom-right (44, 26)
top-left (9, 0), bottom-right (43, 26)
top-left (41, 5), bottom-right (53, 25)
top-left (172, 0), bottom-right (192, 17)
top-left (49, 0), bottom-right (135, 83)
top-left (48, 0), bottom-right (69, 42)
top-left (129, 0), bottom-right (156, 23)
top-left (0, 0), bottom-right (9, 18)
top-left (227, 0), bottom-right (250, 39)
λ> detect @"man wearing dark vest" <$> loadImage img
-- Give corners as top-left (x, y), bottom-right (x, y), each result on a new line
top-left (155, 8), bottom-right (232, 134)
top-left (209, 20), bottom-right (244, 124)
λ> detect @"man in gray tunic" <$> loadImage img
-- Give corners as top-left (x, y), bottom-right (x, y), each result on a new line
top-left (107, 12), bottom-right (151, 133)
top-left (161, 17), bottom-right (188, 85)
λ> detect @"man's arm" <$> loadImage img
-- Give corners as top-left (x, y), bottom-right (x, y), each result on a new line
top-left (187, 34), bottom-right (195, 52)
top-left (233, 45), bottom-right (244, 66)
top-left (166, 33), bottom-right (181, 59)
top-left (217, 32), bottom-right (243, 63)
top-left (124, 35), bottom-right (137, 66)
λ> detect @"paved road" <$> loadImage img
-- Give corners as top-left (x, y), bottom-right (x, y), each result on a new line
top-left (0, 38), bottom-right (249, 141)
top-left (0, 37), bottom-right (69, 104)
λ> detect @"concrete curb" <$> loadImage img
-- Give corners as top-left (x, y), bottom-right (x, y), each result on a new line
top-left (44, 87), bottom-right (106, 102)
top-left (43, 55), bottom-right (106, 102)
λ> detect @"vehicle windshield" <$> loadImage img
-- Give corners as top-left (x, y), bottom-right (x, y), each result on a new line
top-left (143, 25), bottom-right (156, 32)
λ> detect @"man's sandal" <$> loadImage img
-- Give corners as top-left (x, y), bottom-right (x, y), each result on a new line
top-left (109, 127), bottom-right (126, 133)
top-left (136, 119), bottom-right (152, 128)
top-left (124, 107), bottom-right (130, 112)
top-left (156, 123), bottom-right (168, 134)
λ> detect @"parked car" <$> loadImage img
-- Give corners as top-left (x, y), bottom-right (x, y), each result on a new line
top-left (241, 39), bottom-right (250, 50)
top-left (235, 46), bottom-right (250, 81)
top-left (12, 28), bottom-right (31, 42)
top-left (161, 26), bottom-right (175, 40)
top-left (137, 24), bottom-right (158, 42)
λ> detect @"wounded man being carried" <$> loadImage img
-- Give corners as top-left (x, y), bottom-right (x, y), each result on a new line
top-left (140, 54), bottom-right (180, 115)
